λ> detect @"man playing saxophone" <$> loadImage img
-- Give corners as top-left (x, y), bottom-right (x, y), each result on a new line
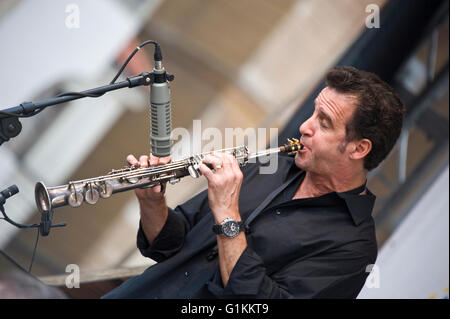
top-left (103, 66), bottom-right (405, 299)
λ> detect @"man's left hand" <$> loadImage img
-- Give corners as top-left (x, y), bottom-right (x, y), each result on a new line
top-left (198, 152), bottom-right (244, 223)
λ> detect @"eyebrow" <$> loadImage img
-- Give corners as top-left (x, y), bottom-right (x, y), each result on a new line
top-left (317, 107), bottom-right (334, 128)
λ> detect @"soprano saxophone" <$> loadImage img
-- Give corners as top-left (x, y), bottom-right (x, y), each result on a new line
top-left (35, 139), bottom-right (302, 213)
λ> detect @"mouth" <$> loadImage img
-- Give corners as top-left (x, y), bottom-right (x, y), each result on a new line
top-left (299, 139), bottom-right (308, 152)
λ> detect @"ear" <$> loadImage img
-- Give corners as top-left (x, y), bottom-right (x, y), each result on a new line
top-left (349, 138), bottom-right (372, 160)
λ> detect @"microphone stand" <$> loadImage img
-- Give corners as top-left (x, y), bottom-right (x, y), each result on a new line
top-left (0, 70), bottom-right (174, 235)
top-left (0, 72), bottom-right (154, 235)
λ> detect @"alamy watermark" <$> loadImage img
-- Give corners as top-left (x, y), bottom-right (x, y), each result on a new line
top-left (365, 4), bottom-right (380, 29)
top-left (365, 264), bottom-right (380, 288)
top-left (65, 3), bottom-right (80, 29)
top-left (171, 120), bottom-right (281, 174)
top-left (65, 264), bottom-right (80, 288)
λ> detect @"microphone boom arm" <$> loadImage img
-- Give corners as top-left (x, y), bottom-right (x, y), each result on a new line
top-left (0, 72), bottom-right (155, 145)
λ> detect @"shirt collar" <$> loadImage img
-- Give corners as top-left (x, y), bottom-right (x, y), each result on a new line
top-left (285, 159), bottom-right (376, 226)
top-left (337, 186), bottom-right (376, 226)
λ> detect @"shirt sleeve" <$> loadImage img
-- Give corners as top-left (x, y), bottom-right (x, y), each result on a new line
top-left (136, 190), bottom-right (209, 262)
top-left (137, 208), bottom-right (187, 262)
top-left (207, 245), bottom-right (374, 299)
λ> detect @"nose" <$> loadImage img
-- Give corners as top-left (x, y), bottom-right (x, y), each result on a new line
top-left (299, 116), bottom-right (313, 137)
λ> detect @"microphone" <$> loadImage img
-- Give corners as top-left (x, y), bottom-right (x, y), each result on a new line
top-left (0, 184), bottom-right (19, 205)
top-left (149, 44), bottom-right (174, 157)
top-left (0, 184), bottom-right (66, 235)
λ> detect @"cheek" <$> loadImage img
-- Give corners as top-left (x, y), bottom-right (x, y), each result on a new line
top-left (312, 133), bottom-right (345, 156)
top-left (312, 130), bottom-right (332, 147)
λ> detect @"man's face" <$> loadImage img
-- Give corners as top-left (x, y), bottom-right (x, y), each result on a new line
top-left (295, 87), bottom-right (357, 174)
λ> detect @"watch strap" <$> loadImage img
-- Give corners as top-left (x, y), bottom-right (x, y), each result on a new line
top-left (212, 223), bottom-right (223, 235)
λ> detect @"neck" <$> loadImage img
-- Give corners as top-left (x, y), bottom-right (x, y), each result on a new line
top-left (294, 168), bottom-right (366, 199)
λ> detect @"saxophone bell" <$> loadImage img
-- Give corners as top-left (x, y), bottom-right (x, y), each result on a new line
top-left (35, 181), bottom-right (51, 213)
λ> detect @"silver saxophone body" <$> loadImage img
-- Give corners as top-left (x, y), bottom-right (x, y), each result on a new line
top-left (35, 146), bottom-right (249, 213)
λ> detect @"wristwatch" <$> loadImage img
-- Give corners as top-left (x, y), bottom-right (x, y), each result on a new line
top-left (212, 218), bottom-right (245, 238)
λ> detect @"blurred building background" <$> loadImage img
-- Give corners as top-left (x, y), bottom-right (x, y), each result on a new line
top-left (0, 0), bottom-right (448, 298)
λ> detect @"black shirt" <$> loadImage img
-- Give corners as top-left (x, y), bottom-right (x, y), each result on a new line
top-left (103, 155), bottom-right (377, 299)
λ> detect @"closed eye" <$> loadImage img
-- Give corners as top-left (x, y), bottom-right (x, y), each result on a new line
top-left (317, 109), bottom-right (333, 129)
top-left (319, 119), bottom-right (329, 128)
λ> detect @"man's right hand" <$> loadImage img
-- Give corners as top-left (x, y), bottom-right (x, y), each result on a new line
top-left (126, 154), bottom-right (172, 202)
top-left (127, 153), bottom-right (172, 244)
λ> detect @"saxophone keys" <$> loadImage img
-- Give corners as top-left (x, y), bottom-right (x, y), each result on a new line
top-left (188, 165), bottom-right (200, 179)
top-left (68, 191), bottom-right (83, 207)
top-left (124, 174), bottom-right (139, 184)
top-left (67, 183), bottom-right (83, 208)
top-left (169, 178), bottom-right (180, 185)
top-left (85, 184), bottom-right (100, 205)
top-left (98, 182), bottom-right (113, 199)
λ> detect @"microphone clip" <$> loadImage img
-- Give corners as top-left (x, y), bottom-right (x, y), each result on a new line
top-left (126, 71), bottom-right (174, 89)
top-left (148, 70), bottom-right (175, 85)
top-left (0, 184), bottom-right (66, 236)
top-left (38, 210), bottom-right (66, 236)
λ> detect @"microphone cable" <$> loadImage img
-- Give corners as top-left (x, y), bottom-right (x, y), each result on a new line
top-left (0, 40), bottom-right (162, 118)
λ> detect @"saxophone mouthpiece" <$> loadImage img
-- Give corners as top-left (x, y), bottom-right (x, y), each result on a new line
top-left (280, 138), bottom-right (303, 154)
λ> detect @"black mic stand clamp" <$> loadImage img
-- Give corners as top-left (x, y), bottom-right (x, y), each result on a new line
top-left (38, 210), bottom-right (66, 236)
top-left (0, 117), bottom-right (22, 144)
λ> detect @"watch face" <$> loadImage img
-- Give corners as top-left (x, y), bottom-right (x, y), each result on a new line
top-left (222, 220), bottom-right (240, 237)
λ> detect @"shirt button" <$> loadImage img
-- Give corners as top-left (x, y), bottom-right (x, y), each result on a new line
top-left (185, 271), bottom-right (189, 277)
top-left (276, 210), bottom-right (281, 215)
